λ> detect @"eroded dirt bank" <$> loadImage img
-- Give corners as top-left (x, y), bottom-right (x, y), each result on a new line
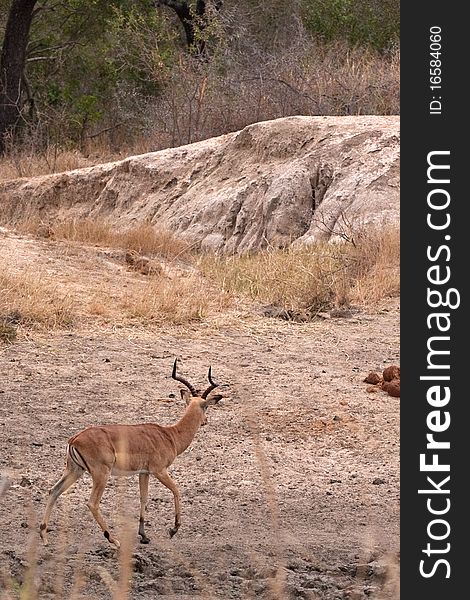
top-left (0, 116), bottom-right (399, 253)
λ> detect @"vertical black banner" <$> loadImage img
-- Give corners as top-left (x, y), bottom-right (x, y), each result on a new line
top-left (401, 4), bottom-right (466, 599)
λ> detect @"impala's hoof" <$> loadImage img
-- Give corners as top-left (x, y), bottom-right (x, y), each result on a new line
top-left (104, 530), bottom-right (121, 548)
top-left (39, 524), bottom-right (48, 545)
top-left (168, 527), bottom-right (178, 538)
top-left (139, 535), bottom-right (150, 544)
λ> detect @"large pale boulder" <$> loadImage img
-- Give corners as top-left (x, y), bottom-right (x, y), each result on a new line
top-left (0, 115), bottom-right (399, 253)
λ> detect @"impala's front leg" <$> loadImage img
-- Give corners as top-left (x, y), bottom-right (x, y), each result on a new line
top-left (156, 469), bottom-right (181, 538)
top-left (138, 473), bottom-right (151, 544)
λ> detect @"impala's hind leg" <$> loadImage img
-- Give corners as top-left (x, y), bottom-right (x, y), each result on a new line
top-left (138, 473), bottom-right (150, 544)
top-left (40, 462), bottom-right (83, 545)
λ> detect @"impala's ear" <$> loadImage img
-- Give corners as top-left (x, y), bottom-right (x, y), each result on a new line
top-left (201, 394), bottom-right (223, 408)
top-left (180, 389), bottom-right (192, 405)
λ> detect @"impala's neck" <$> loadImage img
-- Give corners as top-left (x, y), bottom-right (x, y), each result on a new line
top-left (169, 402), bottom-right (203, 456)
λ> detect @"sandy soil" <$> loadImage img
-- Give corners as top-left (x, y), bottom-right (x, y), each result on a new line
top-left (0, 230), bottom-right (399, 600)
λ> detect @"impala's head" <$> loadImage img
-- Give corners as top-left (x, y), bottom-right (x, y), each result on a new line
top-left (172, 359), bottom-right (223, 425)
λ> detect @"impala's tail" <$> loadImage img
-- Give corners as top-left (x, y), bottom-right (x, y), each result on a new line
top-left (67, 443), bottom-right (90, 473)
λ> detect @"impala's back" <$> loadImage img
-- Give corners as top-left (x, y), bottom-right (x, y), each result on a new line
top-left (68, 423), bottom-right (177, 476)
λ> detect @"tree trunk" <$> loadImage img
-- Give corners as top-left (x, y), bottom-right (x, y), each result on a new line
top-left (158, 0), bottom-right (222, 55)
top-left (0, 0), bottom-right (37, 153)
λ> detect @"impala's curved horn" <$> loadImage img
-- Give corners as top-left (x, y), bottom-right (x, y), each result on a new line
top-left (172, 359), bottom-right (198, 396)
top-left (201, 366), bottom-right (219, 399)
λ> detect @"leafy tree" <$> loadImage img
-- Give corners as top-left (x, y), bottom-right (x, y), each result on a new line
top-left (0, 0), bottom-right (399, 155)
top-left (1, 0), bottom-right (176, 150)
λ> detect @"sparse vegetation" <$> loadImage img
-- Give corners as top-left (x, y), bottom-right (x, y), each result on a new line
top-left (200, 227), bottom-right (400, 316)
top-left (0, 219), bottom-right (398, 337)
top-left (0, 217), bottom-right (236, 331)
top-left (1, 0), bottom-right (399, 167)
top-left (118, 274), bottom-right (230, 325)
top-left (0, 266), bottom-right (75, 331)
top-left (15, 217), bottom-right (191, 261)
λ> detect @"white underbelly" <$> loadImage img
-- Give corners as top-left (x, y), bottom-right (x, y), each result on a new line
top-left (111, 467), bottom-right (149, 476)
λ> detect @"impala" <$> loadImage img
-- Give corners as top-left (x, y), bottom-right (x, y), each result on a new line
top-left (39, 359), bottom-right (223, 548)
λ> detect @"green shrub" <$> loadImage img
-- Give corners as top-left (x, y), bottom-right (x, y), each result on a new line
top-left (302, 0), bottom-right (400, 51)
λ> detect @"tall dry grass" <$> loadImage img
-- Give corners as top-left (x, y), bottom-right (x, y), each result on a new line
top-left (200, 227), bottom-right (400, 314)
top-left (0, 267), bottom-right (75, 333)
top-left (0, 147), bottom-right (103, 182)
top-left (349, 227), bottom-right (400, 304)
top-left (117, 275), bottom-right (230, 325)
top-left (1, 219), bottom-right (398, 337)
top-left (16, 218), bottom-right (191, 262)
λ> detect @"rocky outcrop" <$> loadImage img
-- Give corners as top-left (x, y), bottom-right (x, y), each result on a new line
top-left (0, 115), bottom-right (399, 253)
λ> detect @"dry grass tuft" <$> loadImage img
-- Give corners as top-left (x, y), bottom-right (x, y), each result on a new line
top-left (201, 245), bottom-right (339, 314)
top-left (0, 147), bottom-right (116, 182)
top-left (200, 227), bottom-right (399, 316)
top-left (349, 228), bottom-right (400, 304)
top-left (119, 274), bottom-right (230, 325)
top-left (44, 218), bottom-right (115, 245)
top-left (0, 267), bottom-right (75, 331)
top-left (16, 217), bottom-right (191, 262)
top-left (117, 222), bottom-right (190, 260)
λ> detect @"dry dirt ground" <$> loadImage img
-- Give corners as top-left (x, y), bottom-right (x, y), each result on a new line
top-left (0, 230), bottom-right (399, 600)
